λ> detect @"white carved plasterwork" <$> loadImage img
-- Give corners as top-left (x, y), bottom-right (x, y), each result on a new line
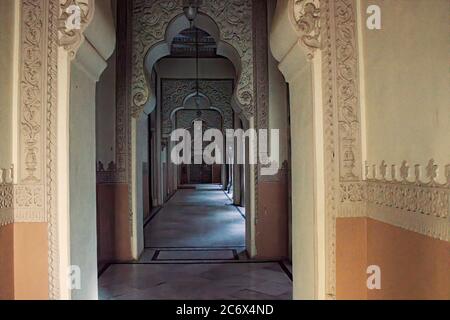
top-left (0, 167), bottom-right (14, 226)
top-left (20, 0), bottom-right (45, 184)
top-left (292, 0), bottom-right (322, 59)
top-left (57, 0), bottom-right (95, 58)
top-left (335, 0), bottom-right (361, 182)
top-left (132, 0), bottom-right (254, 119)
top-left (161, 79), bottom-right (234, 135)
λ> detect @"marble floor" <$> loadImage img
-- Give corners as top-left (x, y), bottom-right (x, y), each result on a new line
top-left (99, 185), bottom-right (292, 300)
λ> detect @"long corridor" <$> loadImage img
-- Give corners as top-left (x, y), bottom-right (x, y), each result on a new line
top-left (99, 185), bottom-right (292, 300)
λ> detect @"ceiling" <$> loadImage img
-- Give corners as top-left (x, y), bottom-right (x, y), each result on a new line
top-left (171, 27), bottom-right (218, 58)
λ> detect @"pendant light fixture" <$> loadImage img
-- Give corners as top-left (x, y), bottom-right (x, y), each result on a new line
top-left (183, 0), bottom-right (201, 28)
top-left (183, 0), bottom-right (203, 108)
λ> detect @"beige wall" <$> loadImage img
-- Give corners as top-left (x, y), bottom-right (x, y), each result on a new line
top-left (0, 0), bottom-right (15, 168)
top-left (289, 63), bottom-right (316, 299)
top-left (96, 52), bottom-right (117, 165)
top-left (69, 61), bottom-right (99, 300)
top-left (268, 0), bottom-right (289, 165)
top-left (134, 115), bottom-right (149, 255)
top-left (361, 0), bottom-right (450, 175)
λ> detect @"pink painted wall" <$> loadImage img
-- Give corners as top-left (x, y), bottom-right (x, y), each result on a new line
top-left (255, 177), bottom-right (289, 259)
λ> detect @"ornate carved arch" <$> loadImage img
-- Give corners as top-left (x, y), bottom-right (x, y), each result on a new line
top-left (132, 0), bottom-right (254, 119)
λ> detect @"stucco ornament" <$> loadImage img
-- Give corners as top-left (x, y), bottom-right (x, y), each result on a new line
top-left (58, 0), bottom-right (95, 58)
top-left (132, 0), bottom-right (254, 119)
top-left (293, 0), bottom-right (321, 58)
top-left (161, 79), bottom-right (234, 135)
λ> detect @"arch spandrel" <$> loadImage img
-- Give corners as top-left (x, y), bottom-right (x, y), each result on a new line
top-left (132, 0), bottom-right (254, 119)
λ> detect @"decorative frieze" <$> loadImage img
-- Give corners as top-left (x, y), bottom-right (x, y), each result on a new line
top-left (337, 160), bottom-right (450, 241)
top-left (363, 160), bottom-right (450, 241)
top-left (96, 161), bottom-right (127, 184)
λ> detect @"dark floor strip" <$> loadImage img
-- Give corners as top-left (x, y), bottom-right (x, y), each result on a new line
top-left (151, 250), bottom-right (160, 261)
top-left (155, 248), bottom-right (239, 251)
top-left (278, 261), bottom-right (293, 282)
top-left (222, 190), bottom-right (246, 219)
top-left (111, 260), bottom-right (282, 266)
top-left (143, 206), bottom-right (163, 228)
top-left (98, 263), bottom-right (112, 277)
top-left (144, 245), bottom-right (246, 249)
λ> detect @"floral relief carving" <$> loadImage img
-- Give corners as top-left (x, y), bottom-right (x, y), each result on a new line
top-left (21, 0), bottom-right (45, 183)
top-left (335, 0), bottom-right (361, 182)
top-left (58, 0), bottom-right (95, 58)
top-left (132, 0), bottom-right (254, 119)
top-left (14, 185), bottom-right (44, 209)
top-left (161, 79), bottom-right (234, 135)
top-left (293, 0), bottom-right (321, 58)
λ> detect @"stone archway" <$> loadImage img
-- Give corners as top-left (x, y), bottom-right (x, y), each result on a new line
top-left (122, 1), bottom-right (259, 258)
top-left (270, 0), bottom-right (363, 299)
top-left (2, 0), bottom-right (116, 300)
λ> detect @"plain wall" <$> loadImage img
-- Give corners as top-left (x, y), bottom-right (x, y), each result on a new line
top-left (290, 64), bottom-right (316, 299)
top-left (0, 224), bottom-right (14, 299)
top-left (361, 0), bottom-right (450, 177)
top-left (69, 62), bottom-right (98, 300)
top-left (96, 52), bottom-right (117, 165)
top-left (0, 0), bottom-right (15, 168)
top-left (336, 218), bottom-right (449, 300)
